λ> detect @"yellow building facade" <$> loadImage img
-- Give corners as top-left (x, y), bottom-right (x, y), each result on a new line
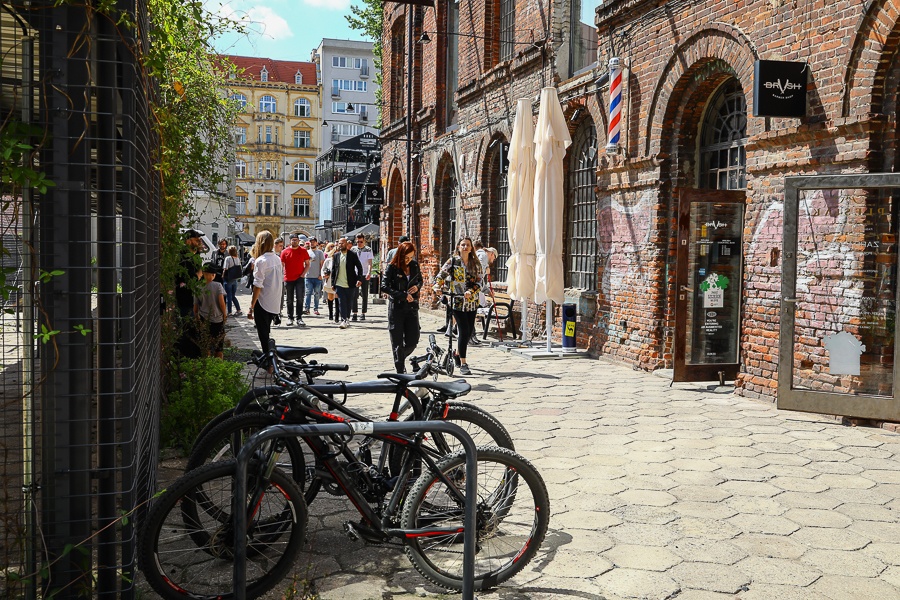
top-left (224, 56), bottom-right (321, 239)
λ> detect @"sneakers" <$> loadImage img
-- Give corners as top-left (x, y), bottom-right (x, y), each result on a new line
top-left (459, 364), bottom-right (471, 376)
top-left (287, 319), bottom-right (294, 326)
top-left (314, 310), bottom-right (320, 316)
top-left (351, 314), bottom-right (358, 322)
top-left (360, 314), bottom-right (366, 321)
top-left (233, 310), bottom-right (243, 316)
top-left (436, 325), bottom-right (448, 333)
top-left (297, 319), bottom-right (307, 327)
top-left (339, 320), bottom-right (348, 329)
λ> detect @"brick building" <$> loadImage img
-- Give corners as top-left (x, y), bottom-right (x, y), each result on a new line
top-left (381, 0), bottom-right (900, 415)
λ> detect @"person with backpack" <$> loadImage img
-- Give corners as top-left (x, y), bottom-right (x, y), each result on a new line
top-left (222, 245), bottom-right (243, 316)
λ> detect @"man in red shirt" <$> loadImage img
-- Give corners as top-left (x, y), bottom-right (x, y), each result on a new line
top-left (281, 234), bottom-right (310, 326)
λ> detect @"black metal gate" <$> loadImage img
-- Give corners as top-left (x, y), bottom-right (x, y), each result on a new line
top-left (1, 1), bottom-right (162, 597)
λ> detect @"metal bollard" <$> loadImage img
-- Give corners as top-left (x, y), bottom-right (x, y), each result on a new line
top-left (232, 421), bottom-right (479, 600)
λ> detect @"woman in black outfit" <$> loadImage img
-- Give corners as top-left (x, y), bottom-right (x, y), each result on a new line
top-left (381, 241), bottom-right (422, 373)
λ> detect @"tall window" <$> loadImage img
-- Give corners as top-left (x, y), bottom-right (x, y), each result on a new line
top-left (257, 194), bottom-right (274, 216)
top-left (259, 95), bottom-right (277, 113)
top-left (264, 125), bottom-right (273, 143)
top-left (265, 162), bottom-right (273, 179)
top-left (490, 145), bottom-right (510, 282)
top-left (234, 126), bottom-right (246, 144)
top-left (565, 121), bottom-right (598, 289)
top-left (391, 19), bottom-right (405, 123)
top-left (260, 67), bottom-right (268, 82)
top-left (294, 130), bottom-right (311, 148)
top-left (293, 162), bottom-right (310, 182)
top-left (230, 93), bottom-right (247, 109)
top-left (235, 159), bottom-right (246, 178)
top-left (499, 0), bottom-right (515, 62)
top-left (445, 4), bottom-right (459, 129)
top-left (294, 98), bottom-right (310, 117)
top-left (569, 1), bottom-right (599, 76)
top-left (699, 80), bottom-right (748, 190)
top-left (235, 195), bottom-right (247, 214)
top-left (294, 197), bottom-right (310, 217)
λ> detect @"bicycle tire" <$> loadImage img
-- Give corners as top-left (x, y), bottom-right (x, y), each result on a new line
top-left (401, 447), bottom-right (549, 591)
top-left (191, 386), bottom-right (282, 453)
top-left (138, 460), bottom-right (307, 600)
top-left (186, 412), bottom-right (321, 505)
top-left (387, 403), bottom-right (515, 477)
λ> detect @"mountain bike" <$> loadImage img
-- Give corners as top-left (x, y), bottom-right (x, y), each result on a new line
top-left (138, 381), bottom-right (549, 600)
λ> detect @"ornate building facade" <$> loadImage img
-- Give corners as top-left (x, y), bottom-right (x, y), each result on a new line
top-left (223, 55), bottom-right (321, 239)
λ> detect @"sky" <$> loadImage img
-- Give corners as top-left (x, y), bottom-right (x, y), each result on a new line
top-left (205, 0), bottom-right (371, 62)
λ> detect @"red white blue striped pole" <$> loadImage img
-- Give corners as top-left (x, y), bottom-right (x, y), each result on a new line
top-left (606, 57), bottom-right (622, 153)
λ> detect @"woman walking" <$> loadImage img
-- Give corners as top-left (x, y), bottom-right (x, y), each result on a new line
top-left (434, 236), bottom-right (482, 376)
top-left (381, 241), bottom-right (422, 373)
top-left (222, 245), bottom-right (243, 316)
top-left (247, 231), bottom-right (283, 352)
top-left (322, 241), bottom-right (339, 322)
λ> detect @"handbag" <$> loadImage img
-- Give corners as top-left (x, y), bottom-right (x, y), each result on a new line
top-left (224, 262), bottom-right (242, 283)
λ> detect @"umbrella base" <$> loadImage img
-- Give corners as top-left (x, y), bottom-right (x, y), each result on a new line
top-left (509, 344), bottom-right (592, 360)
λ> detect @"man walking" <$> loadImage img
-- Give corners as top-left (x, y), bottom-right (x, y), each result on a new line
top-left (331, 237), bottom-right (364, 329)
top-left (213, 238), bottom-right (228, 283)
top-left (351, 233), bottom-right (374, 321)
top-left (281, 233), bottom-right (309, 326)
top-left (385, 235), bottom-right (410, 264)
top-left (304, 237), bottom-right (326, 316)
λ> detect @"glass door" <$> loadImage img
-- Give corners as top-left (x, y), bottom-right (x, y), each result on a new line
top-left (778, 174), bottom-right (900, 421)
top-left (674, 189), bottom-right (745, 382)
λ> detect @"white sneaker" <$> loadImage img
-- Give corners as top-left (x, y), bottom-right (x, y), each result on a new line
top-left (287, 319), bottom-right (294, 326)
top-left (339, 320), bottom-right (348, 329)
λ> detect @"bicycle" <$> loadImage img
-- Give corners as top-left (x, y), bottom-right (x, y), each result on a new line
top-left (138, 381), bottom-right (549, 600)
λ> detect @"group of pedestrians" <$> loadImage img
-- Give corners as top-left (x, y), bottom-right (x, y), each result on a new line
top-left (177, 226), bottom-right (498, 379)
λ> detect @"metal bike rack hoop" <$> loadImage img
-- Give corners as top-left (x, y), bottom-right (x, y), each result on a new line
top-left (232, 421), bottom-right (479, 600)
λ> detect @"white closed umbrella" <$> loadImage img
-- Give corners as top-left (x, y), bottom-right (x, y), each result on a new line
top-left (505, 99), bottom-right (537, 340)
top-left (532, 87), bottom-right (571, 351)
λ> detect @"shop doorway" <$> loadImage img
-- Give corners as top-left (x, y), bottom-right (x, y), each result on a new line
top-left (778, 173), bottom-right (900, 421)
top-left (673, 188), bottom-right (745, 383)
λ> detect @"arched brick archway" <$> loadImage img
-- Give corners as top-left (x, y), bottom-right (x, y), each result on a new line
top-left (842, 0), bottom-right (900, 118)
top-left (385, 166), bottom-right (404, 249)
top-left (433, 153), bottom-right (457, 264)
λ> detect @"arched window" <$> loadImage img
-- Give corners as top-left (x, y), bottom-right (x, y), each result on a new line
top-left (230, 93), bottom-right (247, 109)
top-left (699, 80), bottom-right (748, 190)
top-left (565, 121), bottom-right (598, 290)
top-left (436, 157), bottom-right (458, 261)
top-left (259, 95), bottom-right (277, 113)
top-left (294, 98), bottom-right (311, 117)
top-left (487, 143), bottom-right (510, 282)
top-left (293, 162), bottom-right (310, 182)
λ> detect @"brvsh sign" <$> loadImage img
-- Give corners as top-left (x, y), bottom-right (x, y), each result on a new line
top-left (753, 60), bottom-right (808, 118)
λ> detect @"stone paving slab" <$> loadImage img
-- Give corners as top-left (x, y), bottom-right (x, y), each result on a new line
top-left (145, 288), bottom-right (900, 599)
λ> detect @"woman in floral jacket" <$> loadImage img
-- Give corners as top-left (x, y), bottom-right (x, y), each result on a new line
top-left (433, 236), bottom-right (482, 376)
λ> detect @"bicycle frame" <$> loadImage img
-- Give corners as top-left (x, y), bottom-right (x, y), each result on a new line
top-left (232, 421), bottom-right (479, 600)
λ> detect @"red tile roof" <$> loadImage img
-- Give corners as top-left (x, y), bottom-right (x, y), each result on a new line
top-left (219, 55), bottom-right (317, 86)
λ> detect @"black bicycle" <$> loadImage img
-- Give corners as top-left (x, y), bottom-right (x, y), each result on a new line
top-left (138, 381), bottom-right (549, 600)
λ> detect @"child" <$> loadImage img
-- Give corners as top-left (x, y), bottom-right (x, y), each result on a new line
top-left (194, 262), bottom-right (228, 358)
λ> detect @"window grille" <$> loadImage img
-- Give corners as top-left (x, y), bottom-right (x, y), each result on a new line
top-left (565, 122), bottom-right (598, 289)
top-left (499, 0), bottom-right (515, 62)
top-left (495, 165), bottom-right (510, 282)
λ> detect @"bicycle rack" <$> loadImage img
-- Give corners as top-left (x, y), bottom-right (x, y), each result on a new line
top-left (232, 421), bottom-right (479, 600)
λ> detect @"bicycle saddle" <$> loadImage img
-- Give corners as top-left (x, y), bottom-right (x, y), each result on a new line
top-left (405, 379), bottom-right (471, 398)
top-left (275, 345), bottom-right (328, 360)
top-left (376, 372), bottom-right (420, 384)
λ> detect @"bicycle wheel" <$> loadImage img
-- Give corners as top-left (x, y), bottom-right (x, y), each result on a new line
top-left (139, 460), bottom-right (307, 600)
top-left (186, 412), bottom-right (321, 505)
top-left (401, 447), bottom-right (549, 591)
top-left (192, 386), bottom-right (281, 449)
top-left (388, 402), bottom-right (515, 477)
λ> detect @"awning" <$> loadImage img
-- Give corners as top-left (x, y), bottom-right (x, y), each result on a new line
top-left (236, 232), bottom-right (255, 246)
top-left (344, 223), bottom-right (380, 238)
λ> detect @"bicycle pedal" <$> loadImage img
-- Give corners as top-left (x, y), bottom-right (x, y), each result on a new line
top-left (343, 522), bottom-right (361, 542)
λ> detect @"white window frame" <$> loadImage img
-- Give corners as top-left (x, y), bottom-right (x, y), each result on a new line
top-left (259, 95), bottom-right (277, 113)
top-left (294, 98), bottom-right (311, 117)
top-left (260, 67), bottom-right (268, 82)
top-left (294, 197), bottom-right (310, 217)
top-left (293, 162), bottom-right (310, 182)
top-left (294, 130), bottom-right (311, 148)
top-left (230, 93), bottom-right (247, 109)
top-left (235, 159), bottom-right (246, 178)
top-left (235, 196), bottom-right (247, 214)
top-left (295, 71), bottom-right (303, 84)
top-left (234, 126), bottom-right (246, 144)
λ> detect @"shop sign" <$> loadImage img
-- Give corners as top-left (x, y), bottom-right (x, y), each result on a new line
top-left (753, 60), bottom-right (808, 118)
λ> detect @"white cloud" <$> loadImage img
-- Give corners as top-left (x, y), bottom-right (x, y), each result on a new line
top-left (247, 6), bottom-right (293, 40)
top-left (303, 0), bottom-right (350, 10)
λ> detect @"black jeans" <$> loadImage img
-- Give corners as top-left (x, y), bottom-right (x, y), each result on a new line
top-left (335, 286), bottom-right (354, 321)
top-left (254, 304), bottom-right (276, 351)
top-left (389, 307), bottom-right (420, 372)
top-left (285, 278), bottom-right (304, 319)
top-left (352, 281), bottom-right (368, 315)
top-left (453, 310), bottom-right (477, 359)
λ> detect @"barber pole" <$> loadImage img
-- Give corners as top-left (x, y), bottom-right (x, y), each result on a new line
top-left (606, 57), bottom-right (622, 153)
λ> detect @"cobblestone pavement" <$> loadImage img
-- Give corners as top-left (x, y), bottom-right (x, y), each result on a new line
top-left (184, 287), bottom-right (900, 600)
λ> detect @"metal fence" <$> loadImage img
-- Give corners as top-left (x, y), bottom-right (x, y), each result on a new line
top-left (1, 1), bottom-right (162, 598)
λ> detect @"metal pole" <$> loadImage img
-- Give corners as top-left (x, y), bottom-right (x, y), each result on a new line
top-left (546, 301), bottom-right (553, 353)
top-left (405, 5), bottom-right (414, 240)
top-left (233, 421), bottom-right (479, 600)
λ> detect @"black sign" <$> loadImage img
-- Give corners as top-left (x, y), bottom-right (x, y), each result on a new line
top-left (753, 60), bottom-right (808, 118)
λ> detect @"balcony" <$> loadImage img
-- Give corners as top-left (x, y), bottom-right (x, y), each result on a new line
top-left (360, 64), bottom-right (369, 79)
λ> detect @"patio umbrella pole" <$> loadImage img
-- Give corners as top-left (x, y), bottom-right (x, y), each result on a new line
top-left (546, 301), bottom-right (553, 353)
top-left (521, 300), bottom-right (530, 343)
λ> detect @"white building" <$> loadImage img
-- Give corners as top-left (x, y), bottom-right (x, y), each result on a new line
top-left (311, 39), bottom-right (380, 230)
